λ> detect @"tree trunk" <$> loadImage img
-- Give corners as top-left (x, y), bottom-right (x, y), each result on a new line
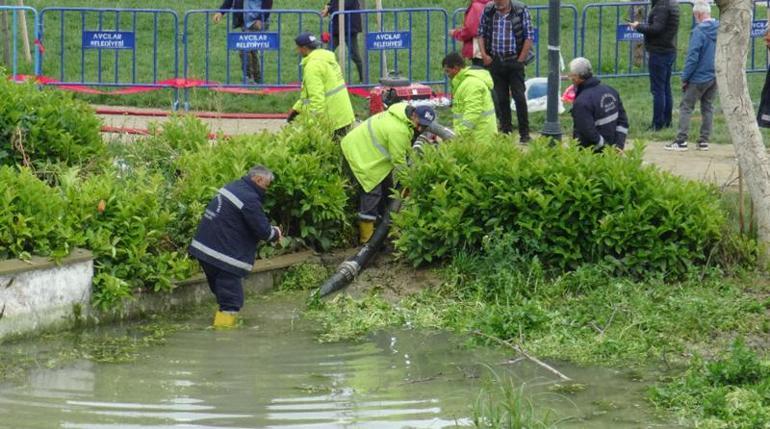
top-left (715, 0), bottom-right (770, 265)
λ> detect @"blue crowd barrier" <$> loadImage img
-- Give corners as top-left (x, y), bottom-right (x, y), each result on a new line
top-left (747, 0), bottom-right (770, 73)
top-left (38, 7), bottom-right (179, 103)
top-left (0, 5), bottom-right (40, 77)
top-left (580, 1), bottom-right (699, 78)
top-left (451, 4), bottom-right (579, 78)
top-left (182, 9), bottom-right (322, 108)
top-left (328, 7), bottom-right (448, 89)
top-left (17, 2), bottom-right (770, 111)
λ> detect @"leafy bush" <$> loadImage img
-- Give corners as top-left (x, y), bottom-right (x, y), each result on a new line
top-left (108, 115), bottom-right (211, 179)
top-left (394, 138), bottom-right (726, 278)
top-left (0, 75), bottom-right (104, 167)
top-left (651, 339), bottom-right (770, 428)
top-left (174, 117), bottom-right (351, 251)
top-left (0, 166), bottom-right (76, 260)
top-left (58, 167), bottom-right (194, 309)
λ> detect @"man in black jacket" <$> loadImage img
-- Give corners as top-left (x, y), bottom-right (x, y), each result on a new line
top-left (321, 0), bottom-right (364, 83)
top-left (630, 0), bottom-right (680, 131)
top-left (188, 165), bottom-right (282, 328)
top-left (569, 57), bottom-right (629, 152)
top-left (213, 0), bottom-right (274, 84)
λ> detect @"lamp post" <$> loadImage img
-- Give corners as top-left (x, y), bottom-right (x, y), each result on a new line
top-left (541, 0), bottom-right (562, 141)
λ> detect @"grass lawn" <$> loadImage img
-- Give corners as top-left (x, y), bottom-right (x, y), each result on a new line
top-left (6, 0), bottom-right (770, 144)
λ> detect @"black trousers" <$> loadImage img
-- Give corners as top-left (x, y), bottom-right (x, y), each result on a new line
top-left (332, 33), bottom-right (364, 83)
top-left (199, 259), bottom-right (244, 312)
top-left (488, 57), bottom-right (529, 137)
top-left (342, 156), bottom-right (393, 221)
top-left (759, 67), bottom-right (770, 128)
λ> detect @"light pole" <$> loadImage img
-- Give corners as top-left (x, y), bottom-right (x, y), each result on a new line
top-left (541, 0), bottom-right (562, 142)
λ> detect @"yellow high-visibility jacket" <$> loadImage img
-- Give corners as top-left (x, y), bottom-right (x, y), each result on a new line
top-left (292, 48), bottom-right (355, 131)
top-left (341, 102), bottom-right (415, 192)
top-left (451, 66), bottom-right (497, 141)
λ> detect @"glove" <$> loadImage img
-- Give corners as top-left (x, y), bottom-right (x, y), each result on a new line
top-left (287, 109), bottom-right (299, 123)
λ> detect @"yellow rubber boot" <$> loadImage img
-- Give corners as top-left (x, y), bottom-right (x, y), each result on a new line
top-left (359, 220), bottom-right (375, 244)
top-left (213, 310), bottom-right (238, 328)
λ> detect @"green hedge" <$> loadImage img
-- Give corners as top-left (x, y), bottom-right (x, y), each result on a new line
top-left (0, 75), bottom-right (104, 168)
top-left (174, 117), bottom-right (351, 251)
top-left (394, 137), bottom-right (726, 278)
top-left (0, 166), bottom-right (75, 260)
top-left (0, 111), bottom-right (353, 309)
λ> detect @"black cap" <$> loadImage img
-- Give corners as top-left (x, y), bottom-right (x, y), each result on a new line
top-left (295, 32), bottom-right (321, 48)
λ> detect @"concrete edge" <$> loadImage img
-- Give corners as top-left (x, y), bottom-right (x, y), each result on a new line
top-left (0, 249), bottom-right (326, 341)
top-left (94, 250), bottom-right (323, 323)
top-left (0, 248), bottom-right (93, 277)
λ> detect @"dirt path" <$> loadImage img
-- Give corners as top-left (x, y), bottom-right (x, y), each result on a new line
top-left (96, 105), bottom-right (287, 136)
top-left (96, 105), bottom-right (746, 187)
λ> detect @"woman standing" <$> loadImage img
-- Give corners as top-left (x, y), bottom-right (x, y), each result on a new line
top-left (451, 0), bottom-right (491, 66)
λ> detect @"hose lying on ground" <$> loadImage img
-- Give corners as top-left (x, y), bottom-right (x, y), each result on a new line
top-left (317, 123), bottom-right (455, 298)
top-left (318, 198), bottom-right (401, 298)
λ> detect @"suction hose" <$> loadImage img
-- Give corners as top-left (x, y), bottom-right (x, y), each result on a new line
top-left (427, 122), bottom-right (456, 141)
top-left (317, 121), bottom-right (455, 298)
top-left (318, 198), bottom-right (402, 297)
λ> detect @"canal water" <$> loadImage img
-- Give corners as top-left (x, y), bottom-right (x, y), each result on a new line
top-left (0, 293), bottom-right (680, 428)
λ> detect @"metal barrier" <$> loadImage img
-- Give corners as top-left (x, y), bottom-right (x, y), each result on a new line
top-left (451, 4), bottom-right (579, 78)
top-left (747, 0), bottom-right (770, 73)
top-left (39, 7), bottom-right (179, 101)
top-left (580, 1), bottom-right (700, 78)
top-left (328, 8), bottom-right (448, 88)
top-left (183, 8), bottom-right (322, 108)
top-left (0, 5), bottom-right (40, 77)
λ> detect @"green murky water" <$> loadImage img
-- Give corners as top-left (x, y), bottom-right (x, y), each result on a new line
top-left (0, 293), bottom-right (680, 428)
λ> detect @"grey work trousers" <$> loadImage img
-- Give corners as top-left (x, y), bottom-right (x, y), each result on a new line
top-left (676, 79), bottom-right (717, 143)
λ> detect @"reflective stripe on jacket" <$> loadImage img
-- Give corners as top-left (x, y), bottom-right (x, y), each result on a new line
top-left (451, 66), bottom-right (497, 141)
top-left (571, 77), bottom-right (630, 150)
top-left (188, 176), bottom-right (278, 276)
top-left (292, 48), bottom-right (355, 131)
top-left (340, 102), bottom-right (415, 192)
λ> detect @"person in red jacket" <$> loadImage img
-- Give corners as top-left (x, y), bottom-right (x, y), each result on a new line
top-left (451, 0), bottom-right (491, 66)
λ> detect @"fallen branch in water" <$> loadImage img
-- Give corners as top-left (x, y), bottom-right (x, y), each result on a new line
top-left (472, 330), bottom-right (571, 382)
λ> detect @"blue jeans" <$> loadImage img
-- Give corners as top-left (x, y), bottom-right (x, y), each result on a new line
top-left (648, 51), bottom-right (675, 129)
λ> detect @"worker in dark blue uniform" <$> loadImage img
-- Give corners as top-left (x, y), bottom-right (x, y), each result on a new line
top-left (568, 57), bottom-right (629, 152)
top-left (188, 165), bottom-right (282, 328)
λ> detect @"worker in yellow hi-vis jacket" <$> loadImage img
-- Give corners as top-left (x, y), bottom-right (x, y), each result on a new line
top-left (442, 52), bottom-right (497, 142)
top-left (288, 32), bottom-right (355, 139)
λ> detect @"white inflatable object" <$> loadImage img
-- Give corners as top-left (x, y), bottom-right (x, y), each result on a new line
top-left (512, 77), bottom-right (565, 114)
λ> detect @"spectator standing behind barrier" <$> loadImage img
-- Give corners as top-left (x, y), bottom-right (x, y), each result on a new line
top-left (341, 103), bottom-right (435, 244)
top-left (666, 0), bottom-right (718, 152)
top-left (321, 0), bottom-right (364, 83)
top-left (477, 0), bottom-right (534, 144)
top-left (568, 57), bottom-right (629, 152)
top-left (451, 0), bottom-right (492, 67)
top-left (629, 0), bottom-right (680, 131)
top-left (442, 52), bottom-right (497, 141)
top-left (288, 32), bottom-right (355, 140)
top-left (188, 165), bottom-right (282, 329)
top-left (758, 29), bottom-right (770, 128)
top-left (213, 0), bottom-right (273, 84)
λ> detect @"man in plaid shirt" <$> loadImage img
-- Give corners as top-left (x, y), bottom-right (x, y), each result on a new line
top-left (477, 0), bottom-right (534, 143)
